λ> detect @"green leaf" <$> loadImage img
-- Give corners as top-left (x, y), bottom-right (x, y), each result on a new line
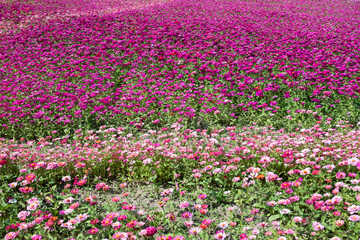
top-left (252, 203), bottom-right (265, 208)
top-left (269, 214), bottom-right (281, 222)
top-left (45, 197), bottom-right (54, 204)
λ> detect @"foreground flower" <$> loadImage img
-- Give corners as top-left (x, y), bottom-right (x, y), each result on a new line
top-left (214, 232), bottom-right (227, 239)
top-left (5, 231), bottom-right (19, 240)
top-left (145, 226), bottom-right (158, 237)
top-left (31, 235), bottom-right (42, 240)
top-left (112, 232), bottom-right (128, 240)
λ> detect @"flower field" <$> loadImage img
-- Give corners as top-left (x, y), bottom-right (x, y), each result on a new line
top-left (1, 0), bottom-right (360, 139)
top-left (1, 0), bottom-right (360, 239)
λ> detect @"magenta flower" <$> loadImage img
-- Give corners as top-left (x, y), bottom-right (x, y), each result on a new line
top-left (198, 194), bottom-right (207, 200)
top-left (181, 212), bottom-right (192, 219)
top-left (145, 226), bottom-right (158, 237)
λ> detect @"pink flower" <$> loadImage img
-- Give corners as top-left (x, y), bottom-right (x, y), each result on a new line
top-left (356, 195), bottom-right (360, 201)
top-left (179, 202), bottom-right (189, 208)
top-left (233, 177), bottom-right (240, 182)
top-left (111, 196), bottom-right (120, 202)
top-left (335, 220), bottom-right (344, 226)
top-left (101, 218), bottom-right (113, 226)
top-left (145, 226), bottom-right (158, 236)
top-left (202, 219), bottom-right (213, 225)
top-left (126, 220), bottom-right (137, 228)
top-left (173, 236), bottom-right (185, 240)
top-left (112, 232), bottom-right (128, 239)
top-left (193, 173), bottom-right (201, 178)
top-left (17, 211), bottom-right (30, 220)
top-left (70, 189), bottom-right (79, 195)
top-left (250, 208), bottom-right (259, 214)
top-left (240, 233), bottom-right (247, 240)
top-left (336, 172), bottom-right (346, 179)
top-left (184, 221), bottom-right (194, 227)
top-left (349, 215), bottom-right (360, 221)
top-left (31, 235), bottom-right (42, 240)
top-left (118, 215), bottom-right (127, 221)
top-left (77, 179), bottom-right (86, 186)
top-left (88, 228), bottom-right (98, 234)
top-left (5, 231), bottom-right (19, 240)
top-left (285, 188), bottom-right (293, 194)
top-left (199, 208), bottom-right (208, 214)
top-left (198, 194), bottom-right (207, 200)
top-left (312, 222), bottom-right (324, 231)
top-left (156, 236), bottom-right (171, 240)
top-left (181, 212), bottom-right (192, 219)
top-left (95, 182), bottom-right (106, 190)
top-left (334, 211), bottom-right (341, 216)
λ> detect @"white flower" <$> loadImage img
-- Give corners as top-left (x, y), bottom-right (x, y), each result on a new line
top-left (300, 168), bottom-right (311, 175)
top-left (243, 226), bottom-right (251, 231)
top-left (143, 158), bottom-right (152, 164)
top-left (62, 176), bottom-right (71, 182)
top-left (63, 197), bottom-right (74, 204)
top-left (8, 182), bottom-right (17, 188)
top-left (112, 221), bottom-right (121, 228)
top-left (137, 210), bottom-right (145, 215)
top-left (214, 232), bottom-right (227, 240)
top-left (27, 204), bottom-right (38, 211)
top-left (280, 209), bottom-right (291, 214)
top-left (189, 227), bottom-right (202, 235)
top-left (218, 222), bottom-right (229, 229)
top-left (64, 208), bottom-right (74, 214)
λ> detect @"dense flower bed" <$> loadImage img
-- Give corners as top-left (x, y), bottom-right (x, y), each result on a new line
top-left (1, 0), bottom-right (360, 139)
top-left (2, 123), bottom-right (360, 239)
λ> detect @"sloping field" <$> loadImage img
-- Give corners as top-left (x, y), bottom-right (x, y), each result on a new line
top-left (1, 0), bottom-right (360, 139)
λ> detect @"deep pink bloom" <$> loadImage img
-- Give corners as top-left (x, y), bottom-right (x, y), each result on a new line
top-left (145, 226), bottom-right (158, 236)
top-left (88, 228), bottom-right (98, 234)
